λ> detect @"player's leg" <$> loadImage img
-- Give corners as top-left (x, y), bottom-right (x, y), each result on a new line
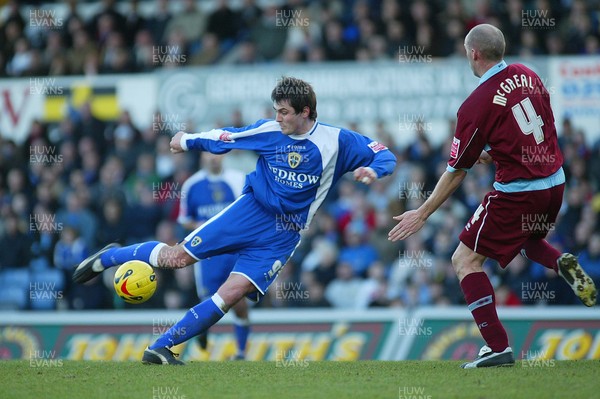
top-left (74, 195), bottom-right (255, 284)
top-left (193, 262), bottom-right (209, 351)
top-left (143, 273), bottom-right (255, 365)
top-left (193, 255), bottom-right (238, 351)
top-left (73, 241), bottom-right (195, 284)
top-left (519, 184), bottom-right (596, 306)
top-left (231, 299), bottom-right (250, 360)
top-left (452, 242), bottom-right (514, 369)
top-left (521, 238), bottom-right (597, 306)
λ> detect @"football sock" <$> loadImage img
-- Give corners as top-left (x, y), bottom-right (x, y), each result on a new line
top-left (150, 294), bottom-right (226, 349)
top-left (520, 239), bottom-right (560, 273)
top-left (100, 241), bottom-right (164, 268)
top-left (234, 318), bottom-right (250, 356)
top-left (460, 271), bottom-right (509, 353)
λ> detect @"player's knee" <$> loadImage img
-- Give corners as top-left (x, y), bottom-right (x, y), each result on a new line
top-left (452, 246), bottom-right (471, 280)
top-left (217, 277), bottom-right (255, 309)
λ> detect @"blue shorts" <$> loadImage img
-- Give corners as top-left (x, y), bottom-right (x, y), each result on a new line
top-left (193, 254), bottom-right (238, 299)
top-left (183, 194), bottom-right (300, 301)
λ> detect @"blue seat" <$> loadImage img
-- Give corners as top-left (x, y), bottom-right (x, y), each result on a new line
top-left (0, 287), bottom-right (28, 310)
top-left (29, 268), bottom-right (65, 310)
top-left (0, 269), bottom-right (30, 310)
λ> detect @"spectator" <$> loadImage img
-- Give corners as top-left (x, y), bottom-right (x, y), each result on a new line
top-left (339, 221), bottom-right (379, 277)
top-left (164, 0), bottom-right (206, 44)
top-left (146, 0), bottom-right (171, 46)
top-left (325, 262), bottom-right (364, 308)
top-left (579, 234), bottom-right (600, 287)
top-left (0, 212), bottom-right (31, 269)
top-left (53, 225), bottom-right (88, 294)
top-left (56, 191), bottom-right (98, 248)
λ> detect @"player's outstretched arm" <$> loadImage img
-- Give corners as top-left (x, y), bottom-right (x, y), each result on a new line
top-left (388, 169), bottom-right (466, 241)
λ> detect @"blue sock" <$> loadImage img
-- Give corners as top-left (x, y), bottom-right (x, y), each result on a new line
top-left (233, 320), bottom-right (250, 355)
top-left (234, 322), bottom-right (250, 355)
top-left (100, 241), bottom-right (161, 268)
top-left (150, 295), bottom-right (226, 349)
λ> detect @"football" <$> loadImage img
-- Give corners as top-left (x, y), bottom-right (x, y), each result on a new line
top-left (113, 261), bottom-right (157, 304)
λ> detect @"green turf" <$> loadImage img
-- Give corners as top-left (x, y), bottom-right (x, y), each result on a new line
top-left (1, 360), bottom-right (598, 399)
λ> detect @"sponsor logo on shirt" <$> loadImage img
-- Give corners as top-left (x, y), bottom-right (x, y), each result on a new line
top-left (268, 164), bottom-right (320, 189)
top-left (368, 141), bottom-right (387, 153)
top-left (450, 137), bottom-right (460, 159)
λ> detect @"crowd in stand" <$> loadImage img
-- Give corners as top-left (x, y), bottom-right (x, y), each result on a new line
top-left (0, 0), bottom-right (599, 76)
top-left (1, 0), bottom-right (600, 310)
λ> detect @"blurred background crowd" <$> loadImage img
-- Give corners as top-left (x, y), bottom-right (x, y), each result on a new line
top-left (0, 0), bottom-right (599, 77)
top-left (1, 0), bottom-right (600, 311)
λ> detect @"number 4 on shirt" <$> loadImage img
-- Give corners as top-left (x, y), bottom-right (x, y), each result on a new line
top-left (511, 97), bottom-right (545, 144)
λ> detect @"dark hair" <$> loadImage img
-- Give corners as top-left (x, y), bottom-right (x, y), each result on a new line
top-left (271, 76), bottom-right (317, 120)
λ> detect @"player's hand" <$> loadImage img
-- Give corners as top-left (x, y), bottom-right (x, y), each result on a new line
top-left (388, 210), bottom-right (426, 241)
top-left (170, 131), bottom-right (185, 154)
top-left (354, 167), bottom-right (377, 185)
top-left (476, 150), bottom-right (492, 164)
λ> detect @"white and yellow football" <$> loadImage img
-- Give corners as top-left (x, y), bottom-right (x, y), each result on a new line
top-left (113, 260), bottom-right (157, 304)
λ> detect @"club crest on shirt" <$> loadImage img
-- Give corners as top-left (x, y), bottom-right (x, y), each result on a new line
top-left (450, 137), bottom-right (460, 159)
top-left (211, 187), bottom-right (224, 203)
top-left (191, 236), bottom-right (202, 247)
top-left (287, 152), bottom-right (302, 168)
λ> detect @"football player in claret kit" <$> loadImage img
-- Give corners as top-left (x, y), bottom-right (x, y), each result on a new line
top-left (178, 152), bottom-right (249, 360)
top-left (74, 76), bottom-right (396, 365)
top-left (389, 24), bottom-right (597, 368)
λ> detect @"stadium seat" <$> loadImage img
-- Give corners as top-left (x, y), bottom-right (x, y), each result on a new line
top-left (0, 268), bottom-right (30, 310)
top-left (29, 269), bottom-right (65, 310)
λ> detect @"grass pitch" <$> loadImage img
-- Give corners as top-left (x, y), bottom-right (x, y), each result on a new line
top-left (2, 360), bottom-right (598, 399)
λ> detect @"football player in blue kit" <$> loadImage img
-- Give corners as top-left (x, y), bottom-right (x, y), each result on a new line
top-left (73, 76), bottom-right (397, 365)
top-left (178, 152), bottom-right (249, 359)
